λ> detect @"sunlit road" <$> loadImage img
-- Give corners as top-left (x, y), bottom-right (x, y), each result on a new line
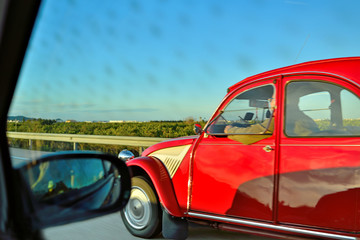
top-left (10, 148), bottom-right (270, 239)
top-left (42, 213), bottom-right (269, 240)
top-left (10, 147), bottom-right (52, 167)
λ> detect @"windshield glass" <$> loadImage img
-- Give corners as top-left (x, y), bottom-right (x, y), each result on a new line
top-left (208, 85), bottom-right (274, 135)
top-left (7, 0), bottom-right (360, 160)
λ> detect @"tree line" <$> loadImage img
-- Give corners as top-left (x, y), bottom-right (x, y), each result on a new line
top-left (7, 119), bottom-right (206, 156)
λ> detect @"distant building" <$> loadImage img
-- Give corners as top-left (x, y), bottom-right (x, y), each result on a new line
top-left (65, 120), bottom-right (77, 123)
top-left (7, 120), bottom-right (20, 123)
top-left (109, 120), bottom-right (138, 123)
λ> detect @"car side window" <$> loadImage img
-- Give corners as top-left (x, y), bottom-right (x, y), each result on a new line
top-left (208, 84), bottom-right (275, 136)
top-left (285, 81), bottom-right (360, 137)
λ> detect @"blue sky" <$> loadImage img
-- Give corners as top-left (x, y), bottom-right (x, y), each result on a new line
top-left (9, 0), bottom-right (360, 121)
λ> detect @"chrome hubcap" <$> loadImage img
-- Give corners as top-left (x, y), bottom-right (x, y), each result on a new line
top-left (124, 186), bottom-right (152, 230)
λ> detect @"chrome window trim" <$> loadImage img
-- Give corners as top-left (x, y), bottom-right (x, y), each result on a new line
top-left (188, 212), bottom-right (356, 240)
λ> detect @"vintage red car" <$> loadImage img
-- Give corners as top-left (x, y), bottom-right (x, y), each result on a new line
top-left (120, 57), bottom-right (360, 240)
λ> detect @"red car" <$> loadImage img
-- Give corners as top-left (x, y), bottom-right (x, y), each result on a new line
top-left (120, 57), bottom-right (360, 240)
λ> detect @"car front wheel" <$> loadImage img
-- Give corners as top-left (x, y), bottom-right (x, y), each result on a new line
top-left (120, 176), bottom-right (162, 238)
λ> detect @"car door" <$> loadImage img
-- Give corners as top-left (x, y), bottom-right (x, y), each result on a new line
top-left (278, 74), bottom-right (360, 232)
top-left (189, 79), bottom-right (278, 221)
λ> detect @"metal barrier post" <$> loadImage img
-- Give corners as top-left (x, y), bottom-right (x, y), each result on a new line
top-left (139, 146), bottom-right (145, 155)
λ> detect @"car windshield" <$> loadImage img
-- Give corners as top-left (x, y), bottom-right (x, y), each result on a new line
top-left (208, 85), bottom-right (274, 135)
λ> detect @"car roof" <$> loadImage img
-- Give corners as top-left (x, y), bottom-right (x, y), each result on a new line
top-left (228, 57), bottom-right (360, 92)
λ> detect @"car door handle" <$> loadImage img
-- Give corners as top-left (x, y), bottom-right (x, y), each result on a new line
top-left (263, 145), bottom-right (274, 152)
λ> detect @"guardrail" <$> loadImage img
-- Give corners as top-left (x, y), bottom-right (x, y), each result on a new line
top-left (6, 132), bottom-right (169, 154)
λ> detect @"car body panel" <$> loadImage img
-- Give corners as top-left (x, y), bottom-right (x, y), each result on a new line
top-left (126, 156), bottom-right (184, 217)
top-left (190, 136), bottom-right (275, 220)
top-left (277, 74), bottom-right (360, 231)
top-left (168, 146), bottom-right (193, 212)
top-left (142, 136), bottom-right (197, 157)
top-left (140, 136), bottom-right (198, 212)
top-left (189, 78), bottom-right (277, 220)
top-left (228, 57), bottom-right (360, 93)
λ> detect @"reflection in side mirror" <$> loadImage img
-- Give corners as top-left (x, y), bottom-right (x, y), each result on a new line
top-left (194, 124), bottom-right (203, 135)
top-left (23, 158), bottom-right (118, 208)
top-left (17, 152), bottom-right (131, 228)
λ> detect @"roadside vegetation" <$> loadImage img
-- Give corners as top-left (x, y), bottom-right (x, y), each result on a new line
top-left (7, 119), bottom-right (206, 156)
top-left (316, 119), bottom-right (360, 130)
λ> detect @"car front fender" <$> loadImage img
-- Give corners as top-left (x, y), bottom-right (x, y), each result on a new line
top-left (126, 156), bottom-right (184, 217)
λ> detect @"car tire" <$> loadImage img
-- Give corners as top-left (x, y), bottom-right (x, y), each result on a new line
top-left (120, 176), bottom-right (162, 238)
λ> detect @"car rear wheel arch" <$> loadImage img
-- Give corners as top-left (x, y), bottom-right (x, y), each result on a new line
top-left (126, 158), bottom-right (184, 217)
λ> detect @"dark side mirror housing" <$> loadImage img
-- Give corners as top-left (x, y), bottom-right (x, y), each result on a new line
top-left (16, 152), bottom-right (131, 229)
top-left (194, 124), bottom-right (203, 135)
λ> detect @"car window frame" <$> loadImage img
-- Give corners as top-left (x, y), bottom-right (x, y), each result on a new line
top-left (205, 82), bottom-right (276, 136)
top-left (0, 0), bottom-right (41, 237)
top-left (283, 75), bottom-right (360, 138)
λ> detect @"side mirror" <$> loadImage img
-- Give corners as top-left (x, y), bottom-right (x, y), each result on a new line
top-left (17, 152), bottom-right (131, 228)
top-left (118, 149), bottom-right (135, 162)
top-left (194, 124), bottom-right (203, 135)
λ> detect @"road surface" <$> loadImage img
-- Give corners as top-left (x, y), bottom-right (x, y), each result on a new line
top-left (10, 147), bottom-right (52, 167)
top-left (42, 213), bottom-right (269, 240)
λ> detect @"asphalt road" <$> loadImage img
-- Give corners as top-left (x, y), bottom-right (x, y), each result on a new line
top-left (10, 147), bottom-right (52, 167)
top-left (11, 148), bottom-right (271, 239)
top-left (42, 212), bottom-right (269, 240)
